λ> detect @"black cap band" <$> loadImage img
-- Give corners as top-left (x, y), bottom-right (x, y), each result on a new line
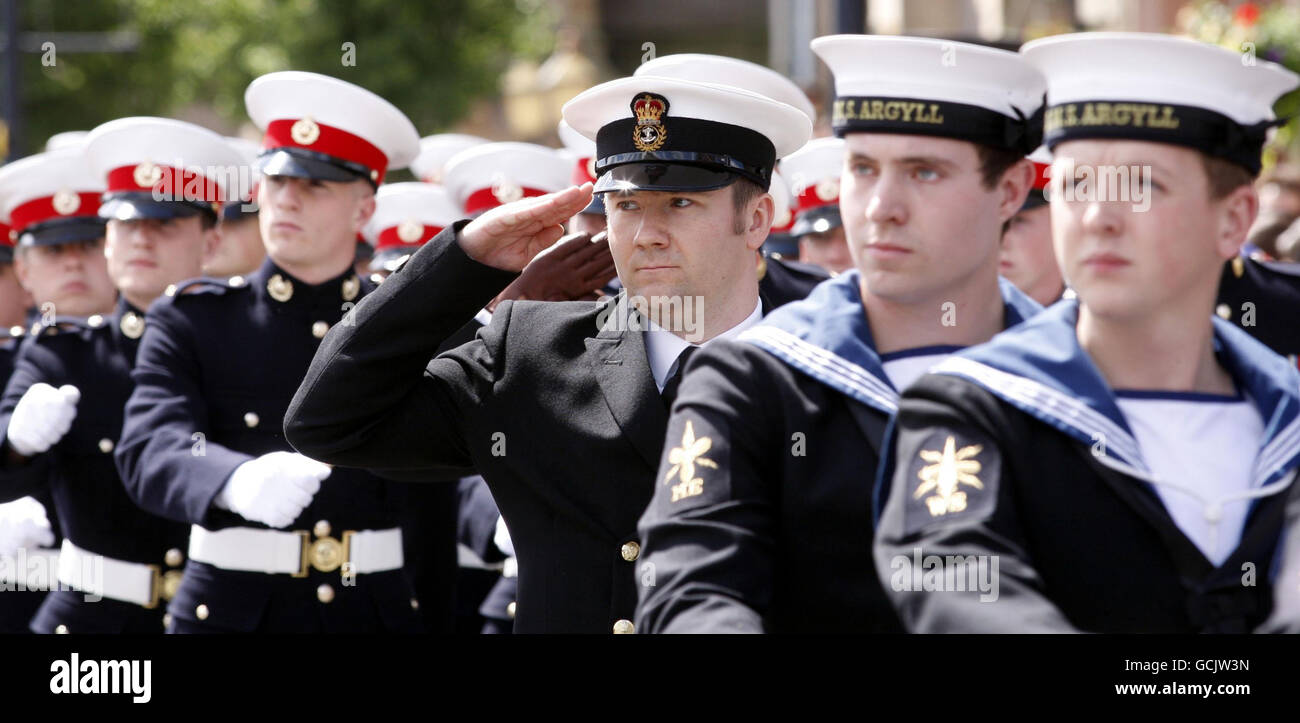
top-left (595, 116), bottom-right (776, 190)
top-left (832, 96), bottom-right (1044, 155)
top-left (257, 147), bottom-right (375, 185)
top-left (791, 205), bottom-right (843, 237)
top-left (1044, 100), bottom-right (1279, 176)
top-left (98, 192), bottom-right (215, 222)
top-left (18, 216), bottom-right (107, 247)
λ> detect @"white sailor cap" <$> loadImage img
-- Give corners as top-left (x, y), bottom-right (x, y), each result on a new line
top-left (634, 53), bottom-right (816, 124)
top-left (812, 34), bottom-right (1046, 154)
top-left (363, 182), bottom-right (461, 269)
top-left (780, 137), bottom-right (846, 236)
top-left (409, 133), bottom-right (489, 185)
top-left (769, 169), bottom-right (794, 232)
top-left (0, 148), bottom-right (105, 248)
top-left (84, 117), bottom-right (245, 223)
top-left (44, 131), bottom-right (88, 152)
top-left (1021, 32), bottom-right (1300, 175)
top-left (558, 119), bottom-right (602, 215)
top-left (245, 71), bottom-right (420, 186)
top-left (562, 76), bottom-right (811, 194)
top-left (221, 136), bottom-right (263, 220)
top-left (443, 142), bottom-right (571, 216)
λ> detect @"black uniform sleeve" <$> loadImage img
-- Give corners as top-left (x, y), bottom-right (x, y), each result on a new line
top-left (1259, 479), bottom-right (1300, 633)
top-left (115, 301), bottom-right (262, 526)
top-left (284, 224), bottom-right (519, 478)
top-left (635, 341), bottom-right (783, 633)
top-left (873, 373), bottom-right (1079, 632)
top-left (0, 337), bottom-right (60, 502)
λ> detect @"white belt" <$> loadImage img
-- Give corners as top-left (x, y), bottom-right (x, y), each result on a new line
top-left (57, 539), bottom-right (170, 608)
top-left (0, 547), bottom-right (60, 590)
top-left (188, 525), bottom-right (403, 577)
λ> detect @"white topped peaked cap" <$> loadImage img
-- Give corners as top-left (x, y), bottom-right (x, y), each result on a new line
top-left (634, 53), bottom-right (816, 123)
top-left (812, 34), bottom-right (1046, 154)
top-left (780, 137), bottom-right (846, 236)
top-left (245, 71), bottom-right (420, 185)
top-left (1022, 32), bottom-right (1300, 174)
top-left (0, 148), bottom-right (106, 246)
top-left (84, 116), bottom-right (246, 221)
top-left (225, 136), bottom-right (262, 165)
top-left (557, 119), bottom-right (595, 156)
top-left (44, 131), bottom-right (88, 152)
top-left (363, 182), bottom-right (461, 254)
top-left (562, 75), bottom-right (811, 193)
top-left (442, 142), bottom-right (571, 215)
top-left (410, 133), bottom-right (489, 184)
top-left (769, 169), bottom-right (794, 232)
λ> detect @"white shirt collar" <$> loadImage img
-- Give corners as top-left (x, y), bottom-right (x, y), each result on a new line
top-left (645, 298), bottom-right (763, 392)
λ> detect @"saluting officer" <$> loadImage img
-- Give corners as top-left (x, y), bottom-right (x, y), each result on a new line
top-left (635, 35), bottom-right (1044, 633)
top-left (0, 122), bottom-right (241, 633)
top-left (114, 72), bottom-right (424, 633)
top-left (284, 74), bottom-right (810, 633)
top-left (875, 33), bottom-right (1300, 632)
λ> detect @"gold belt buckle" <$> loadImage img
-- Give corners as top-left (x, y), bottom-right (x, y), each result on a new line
top-left (146, 565), bottom-right (184, 609)
top-left (296, 529), bottom-right (353, 576)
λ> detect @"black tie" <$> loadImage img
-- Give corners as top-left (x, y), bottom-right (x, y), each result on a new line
top-left (661, 346), bottom-right (698, 410)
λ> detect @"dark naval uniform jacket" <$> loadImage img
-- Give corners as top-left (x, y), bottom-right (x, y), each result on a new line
top-left (635, 271), bottom-right (1040, 633)
top-left (1217, 255), bottom-right (1300, 364)
top-left (0, 300), bottom-right (188, 633)
top-left (285, 224), bottom-right (786, 633)
top-left (114, 259), bottom-right (420, 633)
top-left (874, 300), bottom-right (1300, 633)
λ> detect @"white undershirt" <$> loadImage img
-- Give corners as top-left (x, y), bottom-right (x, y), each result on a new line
top-left (1115, 392), bottom-right (1265, 566)
top-left (880, 346), bottom-right (965, 392)
top-left (645, 299), bottom-right (763, 392)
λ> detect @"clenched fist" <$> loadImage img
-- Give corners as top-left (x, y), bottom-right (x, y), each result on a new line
top-left (7, 383), bottom-right (80, 457)
top-left (216, 451), bottom-right (332, 528)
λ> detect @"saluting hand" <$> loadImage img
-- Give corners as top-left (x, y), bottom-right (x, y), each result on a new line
top-left (458, 183), bottom-right (595, 273)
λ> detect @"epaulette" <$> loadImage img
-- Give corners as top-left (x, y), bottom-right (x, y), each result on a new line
top-left (163, 274), bottom-right (252, 299)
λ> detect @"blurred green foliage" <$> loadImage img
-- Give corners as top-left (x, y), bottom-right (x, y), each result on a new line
top-left (17, 0), bottom-right (556, 152)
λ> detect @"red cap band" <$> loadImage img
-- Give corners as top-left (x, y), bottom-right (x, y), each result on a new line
top-left (106, 164), bottom-right (225, 204)
top-left (375, 224), bottom-right (443, 252)
top-left (794, 183), bottom-right (839, 213)
top-left (464, 186), bottom-right (550, 215)
top-left (1031, 161), bottom-right (1051, 191)
top-left (263, 118), bottom-right (389, 184)
top-left (8, 192), bottom-right (103, 233)
top-left (571, 156), bottom-right (596, 186)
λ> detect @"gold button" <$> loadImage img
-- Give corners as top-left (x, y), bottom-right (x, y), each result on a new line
top-left (165, 548), bottom-right (183, 567)
top-left (506, 601), bottom-right (517, 619)
top-left (410, 598), bottom-right (419, 610)
top-left (312, 321), bottom-right (329, 339)
top-left (313, 520), bottom-right (331, 538)
top-left (1216, 303), bottom-right (1232, 320)
top-left (244, 412), bottom-right (259, 428)
top-left (162, 613), bottom-right (172, 629)
top-left (317, 584), bottom-right (335, 604)
top-left (195, 604), bottom-right (209, 621)
top-left (54, 624), bottom-right (68, 635)
top-left (620, 541), bottom-right (640, 562)
top-left (613, 619), bottom-right (635, 634)
top-left (98, 438), bottom-right (114, 454)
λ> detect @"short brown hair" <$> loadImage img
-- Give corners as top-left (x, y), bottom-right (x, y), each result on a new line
top-left (730, 177), bottom-right (765, 234)
top-left (1200, 154), bottom-right (1254, 200)
top-left (974, 144), bottom-right (1024, 190)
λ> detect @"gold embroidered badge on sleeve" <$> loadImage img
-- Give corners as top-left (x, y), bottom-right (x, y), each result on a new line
top-left (914, 436), bottom-right (984, 517)
top-left (664, 419), bottom-right (717, 503)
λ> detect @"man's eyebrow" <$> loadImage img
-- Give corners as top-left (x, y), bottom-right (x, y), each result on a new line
top-left (847, 152), bottom-right (959, 168)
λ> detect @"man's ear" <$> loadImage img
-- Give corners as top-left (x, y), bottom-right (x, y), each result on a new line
top-left (1215, 183), bottom-right (1259, 261)
top-left (998, 158), bottom-right (1035, 224)
top-left (200, 224), bottom-right (222, 267)
top-left (353, 184), bottom-right (377, 236)
top-left (747, 193), bottom-right (774, 251)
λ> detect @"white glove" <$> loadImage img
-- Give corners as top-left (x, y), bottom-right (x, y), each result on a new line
top-left (7, 383), bottom-right (80, 457)
top-left (0, 496), bottom-right (55, 556)
top-left (493, 515), bottom-right (515, 557)
top-left (216, 451), bottom-right (331, 528)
